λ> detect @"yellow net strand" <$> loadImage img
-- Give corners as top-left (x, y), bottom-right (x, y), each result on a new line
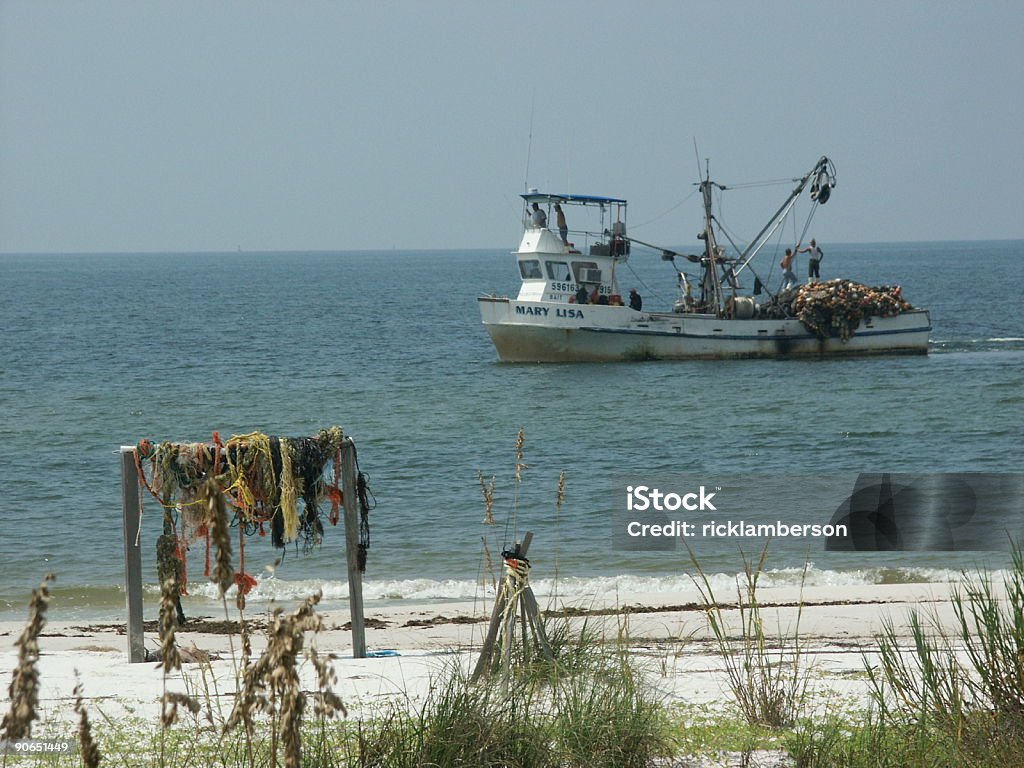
top-left (279, 437), bottom-right (299, 543)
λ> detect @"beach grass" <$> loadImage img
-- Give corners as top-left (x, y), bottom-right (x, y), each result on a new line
top-left (784, 545), bottom-right (1024, 768)
top-left (688, 544), bottom-right (812, 729)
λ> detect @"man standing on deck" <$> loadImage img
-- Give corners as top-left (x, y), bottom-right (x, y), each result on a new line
top-left (554, 203), bottom-right (569, 245)
top-left (780, 247), bottom-right (798, 290)
top-left (629, 288), bottom-right (643, 311)
top-left (530, 202), bottom-right (547, 228)
top-left (799, 238), bottom-right (824, 281)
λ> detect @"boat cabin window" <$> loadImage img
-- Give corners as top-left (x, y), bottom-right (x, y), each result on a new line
top-left (545, 260), bottom-right (571, 281)
top-left (518, 259), bottom-right (543, 279)
top-left (572, 261), bottom-right (602, 285)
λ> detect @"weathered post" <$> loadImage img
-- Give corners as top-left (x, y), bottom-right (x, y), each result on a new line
top-left (120, 446), bottom-right (146, 663)
top-left (342, 438), bottom-right (367, 658)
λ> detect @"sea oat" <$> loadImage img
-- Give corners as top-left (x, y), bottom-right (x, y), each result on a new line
top-left (514, 428), bottom-right (528, 483)
top-left (225, 591), bottom-right (342, 768)
top-left (73, 678), bottom-right (101, 768)
top-left (478, 471), bottom-right (496, 525)
top-left (161, 691), bottom-right (201, 728)
top-left (1, 573), bottom-right (54, 740)
top-left (158, 577), bottom-right (182, 673)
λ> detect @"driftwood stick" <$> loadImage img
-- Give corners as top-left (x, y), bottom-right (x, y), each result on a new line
top-left (522, 587), bottom-right (554, 660)
top-left (472, 586), bottom-right (508, 679)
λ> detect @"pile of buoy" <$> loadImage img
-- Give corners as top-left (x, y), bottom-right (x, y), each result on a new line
top-left (793, 279), bottom-right (914, 341)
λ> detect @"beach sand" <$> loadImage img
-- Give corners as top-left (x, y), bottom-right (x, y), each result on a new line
top-left (0, 580), bottom-right (963, 734)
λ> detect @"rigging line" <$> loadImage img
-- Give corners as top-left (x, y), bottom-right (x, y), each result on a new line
top-left (622, 259), bottom-right (669, 306)
top-left (715, 223), bottom-right (746, 263)
top-left (713, 215), bottom-right (747, 255)
top-left (630, 186), bottom-right (700, 230)
top-left (797, 201), bottom-right (818, 248)
top-left (762, 212), bottom-right (789, 298)
top-left (758, 201), bottom-right (798, 299)
top-left (721, 177), bottom-right (801, 189)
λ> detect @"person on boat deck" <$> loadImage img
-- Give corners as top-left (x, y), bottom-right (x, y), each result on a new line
top-left (798, 238), bottom-right (824, 280)
top-left (530, 202), bottom-right (547, 228)
top-left (589, 285), bottom-right (608, 305)
top-left (780, 247), bottom-right (798, 290)
top-left (629, 288), bottom-right (643, 311)
top-left (575, 283), bottom-right (589, 305)
top-left (554, 203), bottom-right (569, 245)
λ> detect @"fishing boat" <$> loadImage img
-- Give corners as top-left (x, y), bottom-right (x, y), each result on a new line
top-left (478, 156), bottom-right (931, 362)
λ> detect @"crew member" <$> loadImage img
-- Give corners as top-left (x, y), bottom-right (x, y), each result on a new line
top-left (628, 288), bottom-right (643, 311)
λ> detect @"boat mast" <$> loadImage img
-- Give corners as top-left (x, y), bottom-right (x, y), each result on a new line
top-left (698, 163), bottom-right (726, 315)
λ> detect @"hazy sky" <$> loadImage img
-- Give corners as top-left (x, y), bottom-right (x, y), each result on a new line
top-left (2, 1), bottom-right (1021, 253)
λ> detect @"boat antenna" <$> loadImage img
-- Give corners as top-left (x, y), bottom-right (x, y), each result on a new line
top-left (523, 97), bottom-right (535, 193)
top-left (692, 137), bottom-right (702, 180)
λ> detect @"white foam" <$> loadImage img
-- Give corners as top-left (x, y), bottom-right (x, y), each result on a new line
top-left (162, 565), bottom-right (968, 605)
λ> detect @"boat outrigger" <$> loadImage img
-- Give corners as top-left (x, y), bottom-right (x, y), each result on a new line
top-left (478, 156), bottom-right (931, 362)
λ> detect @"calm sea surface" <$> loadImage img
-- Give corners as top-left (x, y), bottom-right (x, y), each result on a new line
top-left (1, 241), bottom-right (1022, 619)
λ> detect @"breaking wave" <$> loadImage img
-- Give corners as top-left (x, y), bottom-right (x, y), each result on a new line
top-left (169, 564), bottom-right (969, 606)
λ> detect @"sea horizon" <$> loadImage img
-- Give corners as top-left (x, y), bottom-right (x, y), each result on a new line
top-left (3, 236), bottom-right (1024, 258)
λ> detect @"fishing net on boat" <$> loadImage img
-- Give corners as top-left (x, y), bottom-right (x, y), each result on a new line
top-left (133, 427), bottom-right (374, 611)
top-left (792, 279), bottom-right (915, 341)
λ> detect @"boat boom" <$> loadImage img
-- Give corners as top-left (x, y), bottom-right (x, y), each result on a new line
top-left (733, 156), bottom-right (832, 278)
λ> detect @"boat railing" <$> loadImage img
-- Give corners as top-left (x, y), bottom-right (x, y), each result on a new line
top-left (524, 224), bottom-right (630, 258)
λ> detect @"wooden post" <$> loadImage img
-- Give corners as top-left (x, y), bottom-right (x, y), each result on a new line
top-left (341, 438), bottom-right (367, 658)
top-left (120, 446), bottom-right (146, 663)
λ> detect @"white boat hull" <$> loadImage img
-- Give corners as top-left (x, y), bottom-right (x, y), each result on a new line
top-left (479, 298), bottom-right (931, 362)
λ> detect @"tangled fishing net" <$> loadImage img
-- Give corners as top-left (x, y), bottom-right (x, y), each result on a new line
top-left (792, 279), bottom-right (915, 341)
top-left (134, 427), bottom-right (373, 614)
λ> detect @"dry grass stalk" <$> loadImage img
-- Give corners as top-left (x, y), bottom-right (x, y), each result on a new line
top-left (225, 590), bottom-right (343, 768)
top-left (554, 470), bottom-right (566, 589)
top-left (157, 575), bottom-right (201, 731)
top-left (478, 471), bottom-right (496, 525)
top-left (1, 572), bottom-right (54, 740)
top-left (161, 691), bottom-right (201, 728)
top-left (514, 427), bottom-right (528, 484)
top-left (73, 677), bottom-right (101, 768)
top-left (158, 577), bottom-right (183, 674)
top-left (482, 537), bottom-right (497, 593)
top-left (307, 644), bottom-right (346, 721)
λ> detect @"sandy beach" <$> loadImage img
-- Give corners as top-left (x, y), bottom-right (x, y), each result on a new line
top-left (1, 580), bottom-right (962, 730)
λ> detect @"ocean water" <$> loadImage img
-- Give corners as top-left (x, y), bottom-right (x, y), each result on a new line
top-left (1, 241), bottom-right (1022, 620)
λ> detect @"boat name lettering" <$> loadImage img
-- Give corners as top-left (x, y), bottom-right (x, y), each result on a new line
top-left (515, 305), bottom-right (550, 316)
top-left (515, 305), bottom-right (585, 319)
